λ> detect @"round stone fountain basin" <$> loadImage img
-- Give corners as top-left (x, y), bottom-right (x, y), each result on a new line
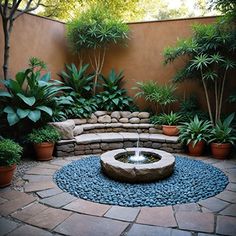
top-left (100, 148), bottom-right (175, 183)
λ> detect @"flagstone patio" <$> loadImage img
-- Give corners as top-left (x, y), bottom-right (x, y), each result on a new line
top-left (0, 154), bottom-right (236, 236)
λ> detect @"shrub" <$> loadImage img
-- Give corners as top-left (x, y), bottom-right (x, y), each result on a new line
top-left (59, 63), bottom-right (94, 98)
top-left (28, 125), bottom-right (61, 144)
top-left (0, 57), bottom-right (68, 127)
top-left (150, 112), bottom-right (182, 125)
top-left (0, 139), bottom-right (22, 166)
top-left (96, 69), bottom-right (134, 111)
top-left (135, 81), bottom-right (177, 113)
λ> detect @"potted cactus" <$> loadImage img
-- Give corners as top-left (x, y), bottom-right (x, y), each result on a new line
top-left (209, 114), bottom-right (236, 159)
top-left (0, 138), bottom-right (22, 187)
top-left (28, 125), bottom-right (61, 161)
top-left (178, 116), bottom-right (211, 156)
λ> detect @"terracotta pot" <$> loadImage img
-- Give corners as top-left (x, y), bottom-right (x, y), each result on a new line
top-left (162, 125), bottom-right (179, 136)
top-left (34, 142), bottom-right (54, 161)
top-left (211, 142), bottom-right (231, 159)
top-left (188, 141), bottom-right (205, 156)
top-left (0, 164), bottom-right (16, 187)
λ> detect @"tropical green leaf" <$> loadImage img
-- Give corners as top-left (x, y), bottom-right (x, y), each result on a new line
top-left (7, 112), bottom-right (20, 126)
top-left (36, 106), bottom-right (53, 116)
top-left (0, 91), bottom-right (12, 98)
top-left (17, 93), bottom-right (36, 106)
top-left (28, 110), bottom-right (41, 122)
top-left (16, 108), bottom-right (30, 119)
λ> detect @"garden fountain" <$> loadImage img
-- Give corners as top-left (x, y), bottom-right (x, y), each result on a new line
top-left (100, 139), bottom-right (175, 183)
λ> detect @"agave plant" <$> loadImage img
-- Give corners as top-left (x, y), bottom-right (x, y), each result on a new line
top-left (0, 58), bottom-right (68, 127)
top-left (59, 63), bottom-right (94, 98)
top-left (209, 113), bottom-right (236, 144)
top-left (178, 115), bottom-right (212, 147)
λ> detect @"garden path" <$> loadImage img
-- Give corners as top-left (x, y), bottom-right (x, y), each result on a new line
top-left (0, 154), bottom-right (236, 236)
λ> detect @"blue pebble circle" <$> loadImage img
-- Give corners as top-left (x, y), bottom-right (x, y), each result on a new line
top-left (54, 156), bottom-right (228, 207)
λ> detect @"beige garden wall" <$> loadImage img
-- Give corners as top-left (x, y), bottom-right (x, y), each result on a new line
top-left (0, 13), bottom-right (235, 112)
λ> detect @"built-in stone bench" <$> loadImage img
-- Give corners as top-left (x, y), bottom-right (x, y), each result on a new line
top-left (50, 111), bottom-right (183, 157)
top-left (55, 132), bottom-right (183, 157)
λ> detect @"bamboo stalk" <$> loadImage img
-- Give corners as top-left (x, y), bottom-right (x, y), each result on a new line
top-left (201, 71), bottom-right (214, 125)
top-left (219, 70), bottom-right (227, 121)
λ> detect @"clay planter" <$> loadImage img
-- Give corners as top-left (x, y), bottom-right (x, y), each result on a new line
top-left (0, 164), bottom-right (16, 187)
top-left (211, 143), bottom-right (231, 159)
top-left (188, 141), bottom-right (205, 156)
top-left (162, 125), bottom-right (179, 136)
top-left (34, 142), bottom-right (54, 161)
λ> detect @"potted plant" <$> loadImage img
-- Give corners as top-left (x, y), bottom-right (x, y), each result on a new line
top-left (209, 113), bottom-right (236, 159)
top-left (178, 115), bottom-right (211, 156)
top-left (28, 125), bottom-right (61, 161)
top-left (151, 112), bottom-right (182, 136)
top-left (0, 138), bottom-right (22, 187)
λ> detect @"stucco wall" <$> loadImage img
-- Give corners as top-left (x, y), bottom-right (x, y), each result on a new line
top-left (0, 13), bottom-right (235, 113)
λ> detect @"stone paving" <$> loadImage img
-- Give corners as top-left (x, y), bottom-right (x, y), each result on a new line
top-left (0, 153), bottom-right (236, 236)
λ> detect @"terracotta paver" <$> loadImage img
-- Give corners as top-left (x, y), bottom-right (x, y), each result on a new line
top-left (136, 206), bottom-right (177, 227)
top-left (37, 163), bottom-right (61, 170)
top-left (24, 181), bottom-right (56, 192)
top-left (11, 203), bottom-right (48, 221)
top-left (0, 197), bottom-right (7, 205)
top-left (0, 190), bottom-right (28, 200)
top-left (104, 206), bottom-right (140, 221)
top-left (0, 217), bottom-right (20, 235)
top-left (173, 203), bottom-right (200, 212)
top-left (0, 192), bottom-right (36, 216)
top-left (22, 174), bottom-right (52, 182)
top-left (25, 167), bottom-right (55, 175)
top-left (54, 213), bottom-right (129, 236)
top-left (50, 159), bottom-right (71, 166)
top-left (63, 198), bottom-right (111, 216)
top-left (40, 192), bottom-right (76, 208)
top-left (127, 224), bottom-right (192, 236)
top-left (175, 211), bottom-right (214, 233)
top-left (25, 208), bottom-right (71, 230)
top-left (37, 187), bottom-right (63, 198)
top-left (216, 215), bottom-right (236, 236)
top-left (8, 224), bottom-right (53, 236)
top-left (216, 190), bottom-right (236, 203)
top-left (219, 204), bottom-right (236, 216)
top-left (198, 197), bottom-right (229, 212)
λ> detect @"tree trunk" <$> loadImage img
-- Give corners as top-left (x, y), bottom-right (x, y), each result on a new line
top-left (2, 17), bottom-right (13, 80)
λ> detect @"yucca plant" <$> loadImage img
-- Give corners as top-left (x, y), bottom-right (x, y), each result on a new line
top-left (59, 63), bottom-right (94, 98)
top-left (178, 115), bottom-right (212, 147)
top-left (164, 23), bottom-right (236, 125)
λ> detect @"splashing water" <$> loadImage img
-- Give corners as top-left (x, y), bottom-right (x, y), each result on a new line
top-left (128, 138), bottom-right (146, 163)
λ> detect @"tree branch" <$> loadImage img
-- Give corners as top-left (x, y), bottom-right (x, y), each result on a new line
top-left (13, 0), bottom-right (42, 20)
